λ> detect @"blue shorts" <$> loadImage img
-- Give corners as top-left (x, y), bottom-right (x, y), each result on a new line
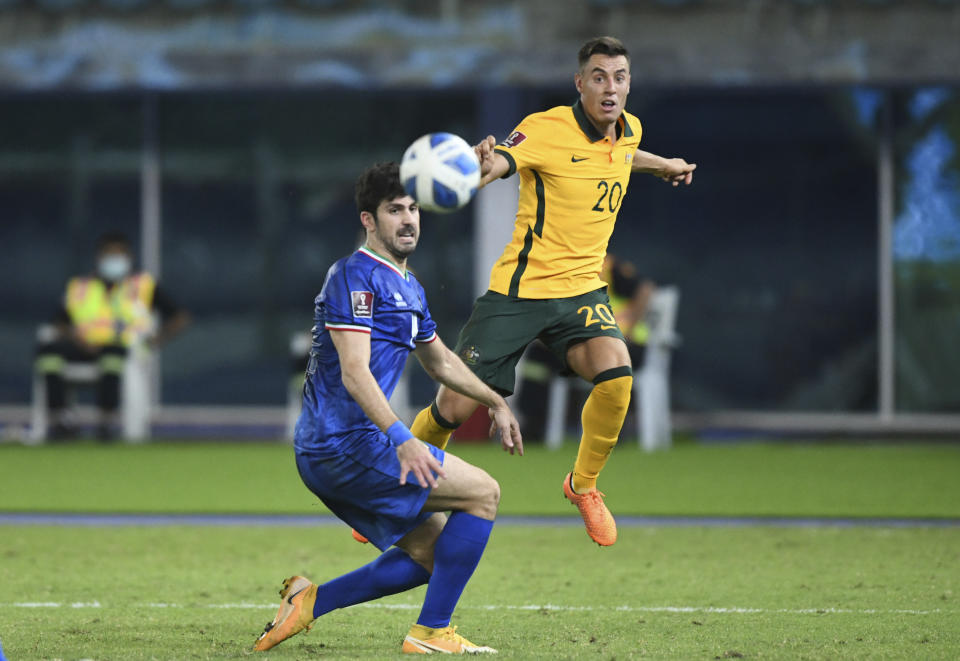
top-left (295, 431), bottom-right (445, 552)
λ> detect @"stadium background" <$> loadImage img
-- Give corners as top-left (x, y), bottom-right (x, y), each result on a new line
top-left (0, 0), bottom-right (958, 434)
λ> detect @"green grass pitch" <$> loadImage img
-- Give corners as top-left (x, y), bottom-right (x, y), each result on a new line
top-left (1, 439), bottom-right (958, 659)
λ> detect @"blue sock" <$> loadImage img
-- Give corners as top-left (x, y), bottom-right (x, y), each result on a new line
top-left (312, 547), bottom-right (430, 618)
top-left (416, 512), bottom-right (494, 629)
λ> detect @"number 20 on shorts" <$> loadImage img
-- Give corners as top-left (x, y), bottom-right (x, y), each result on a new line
top-left (577, 303), bottom-right (618, 330)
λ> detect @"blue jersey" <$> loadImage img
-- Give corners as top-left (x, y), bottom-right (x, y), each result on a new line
top-left (294, 246), bottom-right (438, 453)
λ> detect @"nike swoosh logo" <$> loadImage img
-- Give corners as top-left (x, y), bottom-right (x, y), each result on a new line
top-left (287, 587), bottom-right (306, 605)
top-left (571, 155), bottom-right (589, 163)
top-left (601, 325), bottom-right (617, 330)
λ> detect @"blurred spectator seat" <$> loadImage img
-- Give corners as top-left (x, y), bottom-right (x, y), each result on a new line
top-left (544, 286), bottom-right (680, 452)
top-left (634, 285), bottom-right (681, 451)
top-left (31, 324), bottom-right (153, 442)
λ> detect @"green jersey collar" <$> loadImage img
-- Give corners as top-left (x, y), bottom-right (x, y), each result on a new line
top-left (572, 100), bottom-right (633, 142)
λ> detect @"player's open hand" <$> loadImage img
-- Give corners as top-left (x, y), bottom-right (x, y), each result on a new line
top-left (396, 437), bottom-right (446, 488)
top-left (658, 158), bottom-right (696, 186)
top-left (473, 135), bottom-right (498, 177)
top-left (488, 405), bottom-right (523, 456)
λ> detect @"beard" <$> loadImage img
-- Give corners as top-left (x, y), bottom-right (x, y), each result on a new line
top-left (377, 228), bottom-right (418, 261)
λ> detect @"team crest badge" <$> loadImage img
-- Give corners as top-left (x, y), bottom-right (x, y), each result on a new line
top-left (351, 291), bottom-right (373, 318)
top-left (500, 131), bottom-right (527, 148)
top-left (459, 345), bottom-right (480, 366)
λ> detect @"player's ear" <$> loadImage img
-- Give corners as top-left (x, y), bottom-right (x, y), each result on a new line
top-left (574, 72), bottom-right (583, 94)
top-left (359, 210), bottom-right (377, 231)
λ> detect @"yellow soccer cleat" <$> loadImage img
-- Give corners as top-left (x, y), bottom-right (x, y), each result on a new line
top-left (401, 624), bottom-right (497, 654)
top-left (253, 575), bottom-right (318, 651)
top-left (562, 472), bottom-right (617, 546)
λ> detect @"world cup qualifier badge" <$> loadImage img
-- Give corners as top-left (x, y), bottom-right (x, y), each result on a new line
top-left (500, 131), bottom-right (526, 148)
top-left (459, 345), bottom-right (481, 366)
top-left (351, 291), bottom-right (374, 318)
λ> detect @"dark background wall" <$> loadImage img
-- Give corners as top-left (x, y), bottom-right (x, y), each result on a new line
top-left (0, 1), bottom-right (958, 414)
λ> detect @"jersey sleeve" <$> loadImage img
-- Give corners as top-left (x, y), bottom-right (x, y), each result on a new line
top-left (493, 114), bottom-right (546, 177)
top-left (319, 262), bottom-right (375, 334)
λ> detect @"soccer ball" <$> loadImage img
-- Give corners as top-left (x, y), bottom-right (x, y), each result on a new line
top-left (400, 133), bottom-right (481, 213)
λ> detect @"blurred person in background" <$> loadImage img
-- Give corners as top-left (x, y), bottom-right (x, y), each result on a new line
top-left (34, 231), bottom-right (190, 440)
top-left (407, 35), bottom-right (695, 547)
top-left (602, 252), bottom-right (655, 368)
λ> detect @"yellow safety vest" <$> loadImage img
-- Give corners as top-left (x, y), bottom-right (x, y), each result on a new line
top-left (601, 262), bottom-right (649, 346)
top-left (65, 273), bottom-right (156, 347)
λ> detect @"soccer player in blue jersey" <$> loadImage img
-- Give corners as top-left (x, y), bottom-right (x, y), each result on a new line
top-left (253, 162), bottom-right (522, 655)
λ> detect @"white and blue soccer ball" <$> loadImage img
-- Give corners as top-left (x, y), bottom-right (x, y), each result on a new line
top-left (400, 132), bottom-right (481, 213)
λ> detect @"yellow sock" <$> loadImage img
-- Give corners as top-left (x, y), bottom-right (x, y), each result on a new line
top-left (410, 402), bottom-right (458, 450)
top-left (572, 370), bottom-right (633, 493)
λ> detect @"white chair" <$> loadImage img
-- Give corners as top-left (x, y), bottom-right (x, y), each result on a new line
top-left (120, 344), bottom-right (153, 441)
top-left (544, 286), bottom-right (681, 451)
top-left (31, 326), bottom-right (153, 442)
top-left (635, 286), bottom-right (680, 451)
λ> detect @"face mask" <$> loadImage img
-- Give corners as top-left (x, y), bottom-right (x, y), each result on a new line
top-left (98, 255), bottom-right (131, 281)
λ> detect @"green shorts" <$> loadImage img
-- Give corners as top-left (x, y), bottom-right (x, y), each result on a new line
top-left (454, 288), bottom-right (626, 395)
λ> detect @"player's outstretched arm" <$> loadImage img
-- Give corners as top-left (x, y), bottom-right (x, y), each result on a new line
top-left (415, 337), bottom-right (523, 456)
top-left (632, 149), bottom-right (696, 186)
top-left (330, 329), bottom-right (446, 488)
top-left (473, 135), bottom-right (511, 189)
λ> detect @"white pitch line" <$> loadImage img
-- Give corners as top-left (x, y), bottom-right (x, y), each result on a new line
top-left (1, 602), bottom-right (950, 616)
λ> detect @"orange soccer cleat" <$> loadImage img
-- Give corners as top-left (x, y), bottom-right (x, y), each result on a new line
top-left (351, 529), bottom-right (370, 544)
top-left (562, 472), bottom-right (617, 546)
top-left (253, 575), bottom-right (318, 651)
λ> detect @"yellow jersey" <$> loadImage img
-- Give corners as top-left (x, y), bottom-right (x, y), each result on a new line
top-left (488, 100), bottom-right (642, 299)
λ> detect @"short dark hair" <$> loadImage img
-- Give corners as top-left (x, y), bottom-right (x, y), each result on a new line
top-left (578, 36), bottom-right (630, 70)
top-left (96, 231), bottom-right (131, 252)
top-left (354, 162), bottom-right (407, 216)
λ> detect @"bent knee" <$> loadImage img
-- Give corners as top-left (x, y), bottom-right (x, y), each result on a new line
top-left (470, 472), bottom-right (500, 520)
top-left (435, 386), bottom-right (480, 426)
top-left (405, 543), bottom-right (435, 572)
top-left (487, 475), bottom-right (501, 510)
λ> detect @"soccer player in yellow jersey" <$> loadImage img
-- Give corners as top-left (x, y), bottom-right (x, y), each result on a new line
top-left (411, 36), bottom-right (696, 546)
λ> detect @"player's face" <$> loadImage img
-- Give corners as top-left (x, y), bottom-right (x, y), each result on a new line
top-left (368, 195), bottom-right (420, 261)
top-left (575, 54), bottom-right (631, 128)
